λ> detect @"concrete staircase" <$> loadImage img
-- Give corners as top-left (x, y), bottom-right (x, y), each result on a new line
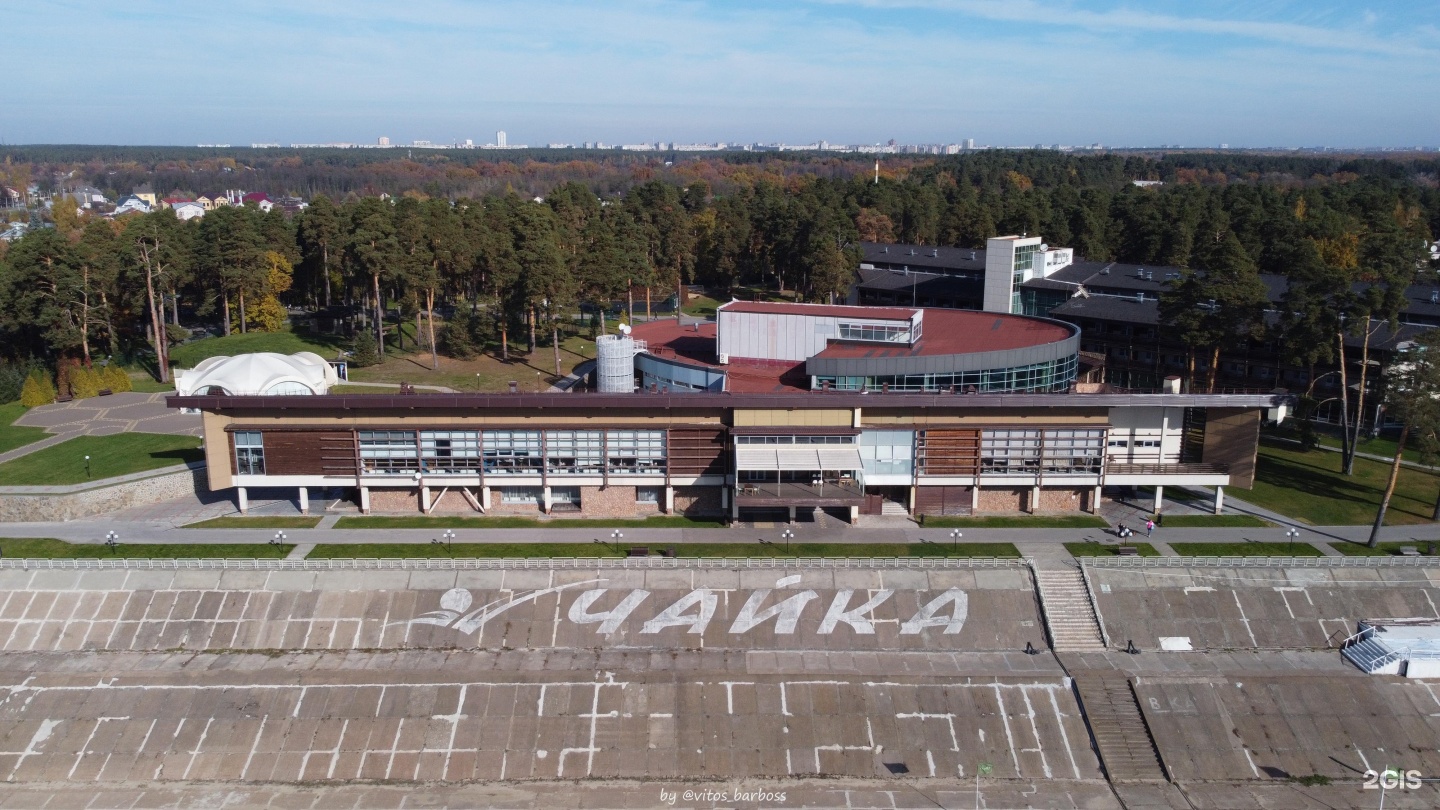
top-left (1033, 568), bottom-right (1107, 652)
top-left (1343, 637), bottom-right (1404, 674)
top-left (880, 500), bottom-right (909, 517)
top-left (1072, 674), bottom-right (1168, 782)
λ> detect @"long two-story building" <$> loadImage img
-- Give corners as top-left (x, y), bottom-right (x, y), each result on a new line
top-left (170, 302), bottom-right (1287, 522)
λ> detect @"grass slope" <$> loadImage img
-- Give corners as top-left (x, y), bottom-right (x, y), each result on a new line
top-left (920, 514), bottom-right (1109, 529)
top-left (168, 329), bottom-right (345, 369)
top-left (182, 516), bottom-right (322, 529)
top-left (0, 402), bottom-right (47, 456)
top-left (1159, 515), bottom-right (1272, 528)
top-left (1167, 541), bottom-right (1323, 557)
top-left (334, 515), bottom-right (725, 529)
top-left (1064, 541), bottom-right (1161, 557)
top-left (0, 538), bottom-right (293, 558)
top-left (0, 433), bottom-right (203, 486)
top-left (306, 542), bottom-right (1021, 559)
top-left (1246, 441), bottom-right (1440, 526)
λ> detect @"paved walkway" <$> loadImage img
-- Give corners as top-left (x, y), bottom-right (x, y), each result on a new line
top-left (1, 392), bottom-right (202, 465)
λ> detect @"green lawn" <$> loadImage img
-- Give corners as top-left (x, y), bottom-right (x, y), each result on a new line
top-left (1159, 514), bottom-right (1272, 528)
top-left (1167, 541), bottom-right (1324, 557)
top-left (305, 541), bottom-right (1021, 559)
top-left (920, 514), bottom-right (1109, 529)
top-left (1245, 441), bottom-right (1440, 526)
top-left (168, 328), bottom-right (345, 369)
top-left (0, 538), bottom-right (294, 558)
top-left (0, 402), bottom-right (47, 456)
top-left (1330, 540), bottom-right (1440, 557)
top-left (0, 433), bottom-right (204, 486)
top-left (1064, 541), bottom-right (1161, 557)
top-left (126, 372), bottom-right (175, 393)
top-left (682, 294), bottom-right (722, 317)
top-left (333, 515), bottom-right (726, 529)
top-left (182, 516), bottom-right (322, 529)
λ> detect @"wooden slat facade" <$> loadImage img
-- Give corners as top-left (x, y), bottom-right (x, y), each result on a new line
top-left (916, 429), bottom-right (980, 475)
top-left (667, 428), bottom-right (728, 477)
top-left (914, 485), bottom-right (972, 516)
top-left (259, 430), bottom-right (356, 476)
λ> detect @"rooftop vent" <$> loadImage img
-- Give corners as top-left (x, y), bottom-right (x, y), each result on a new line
top-left (969, 252), bottom-right (977, 260)
top-left (930, 249), bottom-right (938, 257)
top-left (1431, 289), bottom-right (1438, 304)
top-left (908, 248), bottom-right (917, 256)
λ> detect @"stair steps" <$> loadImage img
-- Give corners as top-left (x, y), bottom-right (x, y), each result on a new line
top-left (1033, 568), bottom-right (1107, 652)
top-left (1072, 674), bottom-right (1168, 782)
top-left (1342, 637), bottom-right (1403, 674)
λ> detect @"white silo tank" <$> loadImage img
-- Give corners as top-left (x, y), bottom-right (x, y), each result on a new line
top-left (596, 331), bottom-right (636, 393)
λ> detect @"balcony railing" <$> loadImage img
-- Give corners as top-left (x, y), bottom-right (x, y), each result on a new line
top-left (1105, 463), bottom-right (1230, 476)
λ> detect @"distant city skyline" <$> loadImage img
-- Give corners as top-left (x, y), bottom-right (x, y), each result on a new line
top-left (3, 1), bottom-right (1436, 147)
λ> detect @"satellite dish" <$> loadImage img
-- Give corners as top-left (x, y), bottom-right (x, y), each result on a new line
top-left (1039, 243), bottom-right (1049, 251)
top-left (619, 324), bottom-right (632, 336)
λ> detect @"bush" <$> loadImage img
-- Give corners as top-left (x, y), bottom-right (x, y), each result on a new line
top-left (439, 309), bottom-right (484, 359)
top-left (69, 366), bottom-right (101, 399)
top-left (350, 328), bottom-right (381, 368)
top-left (102, 365), bottom-right (132, 393)
top-left (0, 363), bottom-right (28, 404)
top-left (19, 369), bottom-right (55, 406)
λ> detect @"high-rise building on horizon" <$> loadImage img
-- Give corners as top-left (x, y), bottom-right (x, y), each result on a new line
top-left (497, 130), bottom-right (507, 148)
top-left (378, 136), bottom-right (390, 146)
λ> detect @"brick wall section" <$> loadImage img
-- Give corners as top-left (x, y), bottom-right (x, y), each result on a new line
top-left (1036, 487), bottom-right (1085, 513)
top-left (975, 487), bottom-right (1024, 513)
top-left (673, 485), bottom-right (724, 516)
top-left (0, 466), bottom-right (205, 522)
top-left (368, 488), bottom-right (421, 513)
top-left (580, 486), bottom-right (662, 518)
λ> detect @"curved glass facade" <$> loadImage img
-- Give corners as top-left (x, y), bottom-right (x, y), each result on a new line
top-left (813, 353), bottom-right (1078, 393)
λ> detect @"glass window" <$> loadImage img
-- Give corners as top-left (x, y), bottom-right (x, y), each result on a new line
top-left (420, 430), bottom-right (481, 473)
top-left (636, 487), bottom-right (661, 504)
top-left (358, 430), bottom-right (417, 473)
top-left (981, 429), bottom-right (1041, 473)
top-left (1041, 428), bottom-right (1105, 474)
top-left (546, 430), bottom-right (603, 475)
top-left (551, 486), bottom-right (580, 504)
top-left (483, 430), bottom-right (542, 475)
top-left (234, 431), bottom-right (265, 475)
top-left (838, 322), bottom-right (912, 343)
top-left (606, 430), bottom-right (665, 475)
top-left (501, 486), bottom-right (541, 504)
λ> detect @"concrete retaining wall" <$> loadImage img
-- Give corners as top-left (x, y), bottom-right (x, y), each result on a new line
top-left (0, 463), bottom-right (206, 522)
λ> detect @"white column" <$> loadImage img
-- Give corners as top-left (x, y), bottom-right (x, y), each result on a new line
top-left (849, 505), bottom-right (859, 525)
top-left (971, 485), bottom-right (980, 512)
top-left (298, 487), bottom-right (309, 515)
top-left (481, 486), bottom-right (492, 511)
top-left (730, 490), bottom-right (739, 521)
top-left (543, 486), bottom-right (553, 514)
top-left (788, 506), bottom-right (796, 523)
top-left (1031, 485), bottom-right (1041, 514)
top-left (1214, 486), bottom-right (1225, 515)
top-left (1092, 485), bottom-right (1103, 515)
top-left (664, 486), bottom-right (675, 514)
top-left (359, 486), bottom-right (370, 515)
top-left (1153, 485), bottom-right (1165, 514)
top-left (420, 485), bottom-right (431, 514)
top-left (237, 487), bottom-right (248, 514)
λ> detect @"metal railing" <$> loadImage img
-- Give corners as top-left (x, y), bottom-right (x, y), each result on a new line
top-left (1077, 563), bottom-right (1111, 648)
top-left (0, 556), bottom-right (1032, 572)
top-left (1082, 555), bottom-right (1440, 569)
top-left (1104, 463), bottom-right (1230, 476)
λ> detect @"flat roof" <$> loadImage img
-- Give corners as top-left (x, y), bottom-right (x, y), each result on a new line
top-left (718, 300), bottom-right (918, 320)
top-left (815, 309), bottom-right (1073, 360)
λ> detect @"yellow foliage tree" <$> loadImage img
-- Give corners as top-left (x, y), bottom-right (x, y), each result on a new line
top-left (1313, 233), bottom-right (1359, 270)
top-left (251, 251), bottom-right (294, 333)
top-left (19, 370), bottom-right (55, 407)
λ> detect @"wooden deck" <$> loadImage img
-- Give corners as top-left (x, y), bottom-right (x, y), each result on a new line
top-left (734, 481), bottom-right (865, 507)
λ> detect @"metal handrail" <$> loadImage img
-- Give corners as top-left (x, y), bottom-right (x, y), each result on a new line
top-left (1077, 563), bottom-right (1111, 648)
top-left (1081, 555), bottom-right (1440, 569)
top-left (0, 555), bottom-right (1031, 571)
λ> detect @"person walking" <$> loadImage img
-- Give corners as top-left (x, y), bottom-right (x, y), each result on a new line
top-left (1145, 519), bottom-right (1155, 537)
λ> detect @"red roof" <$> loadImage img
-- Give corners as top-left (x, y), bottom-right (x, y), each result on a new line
top-left (815, 309), bottom-right (1072, 359)
top-left (242, 192), bottom-right (271, 203)
top-left (719, 300), bottom-right (917, 320)
top-left (632, 308), bottom-right (1073, 393)
top-left (163, 197), bottom-right (194, 205)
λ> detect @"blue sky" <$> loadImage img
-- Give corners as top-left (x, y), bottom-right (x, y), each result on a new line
top-left (4, 0), bottom-right (1437, 147)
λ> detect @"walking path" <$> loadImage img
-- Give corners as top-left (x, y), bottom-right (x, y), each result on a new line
top-left (1, 392), bottom-right (201, 465)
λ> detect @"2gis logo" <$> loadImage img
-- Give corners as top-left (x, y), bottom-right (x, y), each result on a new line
top-left (1363, 767), bottom-right (1422, 790)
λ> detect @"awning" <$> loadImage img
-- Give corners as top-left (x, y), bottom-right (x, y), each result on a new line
top-left (735, 446), bottom-right (864, 471)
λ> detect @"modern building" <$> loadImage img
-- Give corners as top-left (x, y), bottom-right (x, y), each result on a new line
top-left (171, 303), bottom-right (1285, 523)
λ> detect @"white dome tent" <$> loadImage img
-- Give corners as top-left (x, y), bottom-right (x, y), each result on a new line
top-left (174, 352), bottom-right (339, 397)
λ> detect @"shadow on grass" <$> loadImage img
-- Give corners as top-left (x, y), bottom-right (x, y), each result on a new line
top-left (1256, 450), bottom-right (1432, 523)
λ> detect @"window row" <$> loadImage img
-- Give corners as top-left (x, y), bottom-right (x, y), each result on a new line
top-left (838, 322), bottom-right (913, 344)
top-left (814, 355), bottom-right (1077, 394)
top-left (735, 435), bottom-right (855, 444)
top-left (356, 429), bottom-right (666, 475)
